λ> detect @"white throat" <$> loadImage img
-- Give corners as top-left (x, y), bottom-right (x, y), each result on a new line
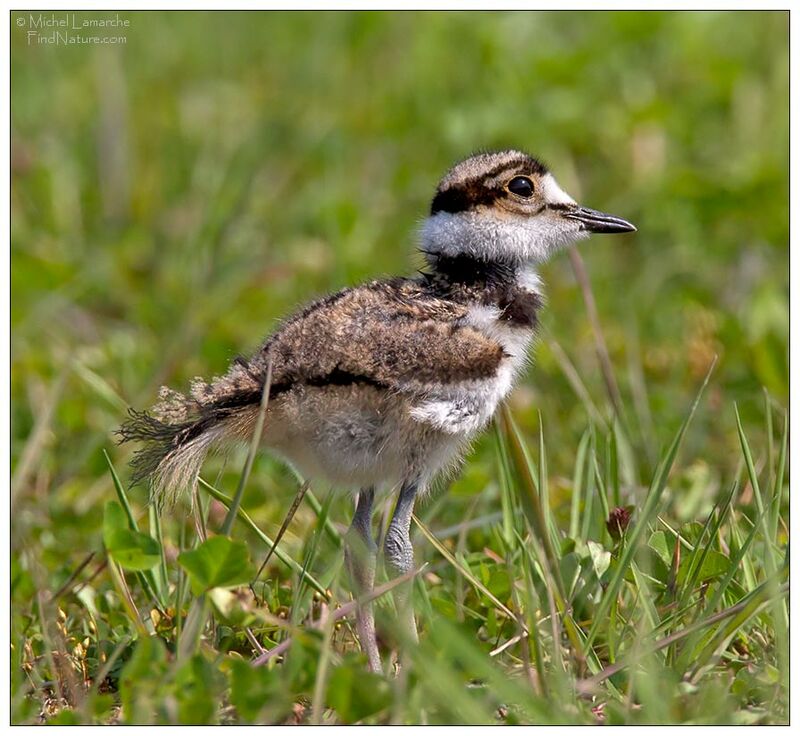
top-left (420, 210), bottom-right (588, 264)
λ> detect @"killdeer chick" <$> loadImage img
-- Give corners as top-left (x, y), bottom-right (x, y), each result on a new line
top-left (119, 149), bottom-right (635, 672)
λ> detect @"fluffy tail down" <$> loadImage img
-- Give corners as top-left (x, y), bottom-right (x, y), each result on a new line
top-left (117, 360), bottom-right (264, 506)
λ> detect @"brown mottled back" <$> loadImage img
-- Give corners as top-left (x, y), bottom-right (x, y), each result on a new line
top-left (248, 277), bottom-right (506, 391)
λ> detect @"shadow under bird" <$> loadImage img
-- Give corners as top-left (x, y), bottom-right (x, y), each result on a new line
top-left (119, 149), bottom-right (636, 673)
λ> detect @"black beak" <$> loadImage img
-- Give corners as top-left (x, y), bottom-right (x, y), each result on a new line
top-left (563, 206), bottom-right (637, 234)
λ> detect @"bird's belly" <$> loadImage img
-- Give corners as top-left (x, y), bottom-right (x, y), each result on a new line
top-left (261, 383), bottom-right (467, 492)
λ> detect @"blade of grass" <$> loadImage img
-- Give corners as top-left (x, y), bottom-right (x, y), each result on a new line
top-left (35, 593), bottom-right (69, 707)
top-left (689, 569), bottom-right (789, 680)
top-left (294, 489), bottom-right (336, 612)
top-left (764, 390), bottom-right (774, 502)
top-left (12, 368), bottom-right (67, 502)
top-left (675, 482), bottom-right (738, 612)
top-left (592, 454), bottom-right (611, 542)
top-left (735, 403), bottom-right (782, 571)
top-left (768, 409), bottom-right (789, 673)
top-left (413, 513), bottom-right (520, 626)
top-left (303, 488), bottom-right (342, 548)
top-left (580, 429), bottom-right (597, 542)
top-left (498, 404), bottom-right (562, 599)
top-left (177, 594), bottom-right (210, 662)
top-left (493, 422), bottom-right (517, 549)
top-left (310, 605), bottom-right (336, 725)
top-left (73, 361), bottom-right (129, 412)
top-left (578, 579), bottom-right (788, 695)
top-left (569, 428), bottom-right (591, 541)
top-left (675, 501), bottom-right (769, 672)
top-left (252, 480), bottom-right (309, 588)
top-left (734, 404), bottom-right (786, 645)
top-left (769, 409), bottom-right (787, 547)
top-left (418, 617), bottom-right (556, 724)
top-left (735, 405), bottom-right (767, 528)
top-left (511, 551), bottom-right (547, 697)
top-left (512, 528), bottom-right (611, 685)
top-left (537, 413), bottom-right (561, 562)
top-left (546, 336), bottom-right (604, 426)
top-left (498, 405), bottom-right (609, 678)
top-left (568, 246), bottom-right (623, 417)
top-left (253, 566), bottom-right (423, 666)
top-left (103, 450), bottom-right (165, 611)
top-left (613, 417), bottom-right (640, 495)
top-left (285, 491), bottom-right (338, 658)
top-left (191, 481), bottom-right (209, 542)
top-left (585, 358), bottom-right (715, 648)
top-left (629, 561), bottom-right (661, 633)
top-left (174, 520), bottom-right (188, 642)
top-left (107, 558), bottom-right (150, 637)
top-left (87, 634), bottom-right (132, 697)
top-left (608, 423), bottom-right (620, 508)
top-left (149, 503), bottom-right (169, 604)
top-left (48, 552), bottom-right (96, 602)
top-left (220, 359), bottom-right (272, 536)
top-left (733, 504), bottom-right (760, 594)
top-left (625, 324), bottom-right (657, 466)
top-left (103, 449), bottom-right (140, 531)
top-left (198, 477), bottom-right (329, 599)
top-left (703, 506), bottom-right (764, 617)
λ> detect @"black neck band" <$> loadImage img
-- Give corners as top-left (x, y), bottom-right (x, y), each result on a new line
top-left (422, 251), bottom-right (519, 288)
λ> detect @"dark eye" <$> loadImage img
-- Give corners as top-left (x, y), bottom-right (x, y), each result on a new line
top-left (507, 176), bottom-right (535, 198)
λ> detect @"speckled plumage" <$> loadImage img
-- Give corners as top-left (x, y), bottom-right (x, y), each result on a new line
top-left (119, 149), bottom-right (635, 506)
top-left (120, 261), bottom-right (539, 500)
top-left (118, 149), bottom-right (635, 671)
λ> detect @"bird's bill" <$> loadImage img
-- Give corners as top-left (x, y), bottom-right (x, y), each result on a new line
top-left (563, 206), bottom-right (637, 234)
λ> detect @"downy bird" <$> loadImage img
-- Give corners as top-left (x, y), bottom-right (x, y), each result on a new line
top-left (119, 149), bottom-right (636, 672)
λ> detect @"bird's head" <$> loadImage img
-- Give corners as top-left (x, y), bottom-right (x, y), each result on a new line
top-left (420, 150), bottom-right (636, 265)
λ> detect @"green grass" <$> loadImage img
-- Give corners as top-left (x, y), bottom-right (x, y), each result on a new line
top-left (11, 10), bottom-right (788, 725)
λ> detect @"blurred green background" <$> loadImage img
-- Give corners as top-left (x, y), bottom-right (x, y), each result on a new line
top-left (12, 8), bottom-right (787, 646)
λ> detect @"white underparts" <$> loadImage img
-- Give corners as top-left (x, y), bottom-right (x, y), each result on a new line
top-left (410, 272), bottom-right (539, 436)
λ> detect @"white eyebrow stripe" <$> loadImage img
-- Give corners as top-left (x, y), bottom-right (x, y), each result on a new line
top-left (540, 173), bottom-right (576, 206)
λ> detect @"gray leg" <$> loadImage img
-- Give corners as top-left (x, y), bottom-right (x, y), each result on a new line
top-left (344, 488), bottom-right (381, 673)
top-left (383, 479), bottom-right (419, 645)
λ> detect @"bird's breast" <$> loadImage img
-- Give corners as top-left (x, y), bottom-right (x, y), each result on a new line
top-left (463, 301), bottom-right (537, 370)
top-left (408, 299), bottom-right (537, 436)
